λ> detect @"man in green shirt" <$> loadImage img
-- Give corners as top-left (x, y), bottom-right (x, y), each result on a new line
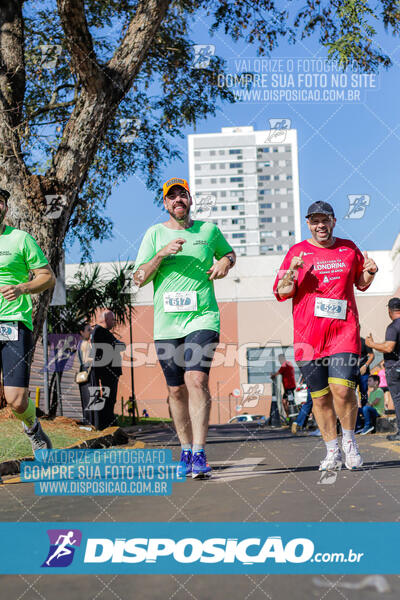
top-left (0, 188), bottom-right (55, 475)
top-left (133, 177), bottom-right (235, 478)
top-left (359, 374), bottom-right (385, 434)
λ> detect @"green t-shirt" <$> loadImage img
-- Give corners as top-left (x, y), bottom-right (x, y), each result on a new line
top-left (134, 221), bottom-right (233, 339)
top-left (369, 388), bottom-right (385, 416)
top-left (0, 226), bottom-right (48, 330)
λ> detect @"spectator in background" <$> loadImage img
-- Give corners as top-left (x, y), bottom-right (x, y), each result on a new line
top-left (377, 361), bottom-right (391, 409)
top-left (366, 297), bottom-right (400, 441)
top-left (142, 409), bottom-right (149, 418)
top-left (292, 375), bottom-right (313, 434)
top-left (271, 353), bottom-right (296, 419)
top-left (359, 374), bottom-right (385, 435)
top-left (359, 336), bottom-right (375, 405)
top-left (91, 310), bottom-right (126, 430)
top-left (76, 322), bottom-right (93, 426)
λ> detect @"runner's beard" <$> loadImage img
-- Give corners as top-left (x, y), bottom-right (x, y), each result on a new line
top-left (169, 204), bottom-right (189, 224)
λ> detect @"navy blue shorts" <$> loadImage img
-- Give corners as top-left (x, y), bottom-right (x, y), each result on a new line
top-left (298, 352), bottom-right (359, 399)
top-left (155, 329), bottom-right (220, 387)
top-left (0, 321), bottom-right (33, 387)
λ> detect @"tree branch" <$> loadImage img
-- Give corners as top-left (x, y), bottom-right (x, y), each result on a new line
top-left (56, 0), bottom-right (104, 94)
top-left (107, 0), bottom-right (171, 97)
top-left (49, 0), bottom-right (172, 203)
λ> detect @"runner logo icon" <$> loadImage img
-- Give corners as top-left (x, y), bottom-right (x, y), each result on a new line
top-left (42, 529), bottom-right (82, 567)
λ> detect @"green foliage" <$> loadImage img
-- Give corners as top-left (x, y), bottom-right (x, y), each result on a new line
top-left (48, 262), bottom-right (135, 333)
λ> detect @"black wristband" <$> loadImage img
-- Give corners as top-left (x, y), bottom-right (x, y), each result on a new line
top-left (367, 269), bottom-right (378, 275)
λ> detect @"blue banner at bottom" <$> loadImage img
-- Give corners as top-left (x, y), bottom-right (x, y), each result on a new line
top-left (0, 522), bottom-right (397, 574)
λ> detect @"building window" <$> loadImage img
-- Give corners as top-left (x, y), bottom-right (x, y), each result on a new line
top-left (230, 162), bottom-right (243, 169)
top-left (257, 147), bottom-right (270, 153)
top-left (230, 177), bottom-right (243, 182)
top-left (285, 146), bottom-right (291, 152)
top-left (289, 230), bottom-right (295, 236)
top-left (273, 147), bottom-right (278, 153)
top-left (211, 164), bottom-right (216, 170)
top-left (261, 217), bottom-right (273, 222)
top-left (194, 151), bottom-right (200, 157)
top-left (276, 245), bottom-right (283, 251)
top-left (221, 206), bottom-right (227, 211)
top-left (195, 179), bottom-right (201, 184)
top-left (219, 149), bottom-right (225, 155)
top-left (281, 216), bottom-right (288, 222)
top-left (232, 233), bottom-right (245, 239)
top-left (274, 175), bottom-right (280, 181)
top-left (219, 163), bottom-right (226, 169)
top-left (220, 191), bottom-right (227, 197)
top-left (259, 175), bottom-right (271, 181)
top-left (220, 177), bottom-right (226, 183)
top-left (231, 205), bottom-right (239, 210)
top-left (210, 150), bottom-right (216, 156)
top-left (212, 206), bottom-right (217, 212)
top-left (211, 178), bottom-right (217, 184)
top-left (195, 165), bottom-right (201, 171)
top-left (260, 203), bottom-right (272, 209)
top-left (229, 149), bottom-right (242, 154)
top-left (287, 175), bottom-right (292, 180)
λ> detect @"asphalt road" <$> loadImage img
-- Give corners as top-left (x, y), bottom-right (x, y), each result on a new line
top-left (1, 424), bottom-right (400, 599)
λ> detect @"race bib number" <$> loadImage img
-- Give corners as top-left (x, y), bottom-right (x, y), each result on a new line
top-left (314, 298), bottom-right (347, 320)
top-left (163, 291), bottom-right (197, 312)
top-left (0, 322), bottom-right (18, 341)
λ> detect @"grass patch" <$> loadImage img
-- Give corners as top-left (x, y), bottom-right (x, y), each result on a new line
top-left (0, 415), bottom-right (104, 462)
top-left (117, 415), bottom-right (173, 428)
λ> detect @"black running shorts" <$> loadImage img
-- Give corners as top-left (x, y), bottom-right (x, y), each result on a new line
top-left (298, 352), bottom-right (359, 399)
top-left (0, 321), bottom-right (34, 387)
top-left (155, 329), bottom-right (220, 387)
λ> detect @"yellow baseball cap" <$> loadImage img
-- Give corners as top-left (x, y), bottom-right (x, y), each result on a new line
top-left (162, 177), bottom-right (190, 198)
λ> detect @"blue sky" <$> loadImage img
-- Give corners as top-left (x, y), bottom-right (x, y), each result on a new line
top-left (67, 17), bottom-right (400, 264)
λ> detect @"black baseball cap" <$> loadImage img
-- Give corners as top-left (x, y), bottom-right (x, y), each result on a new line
top-left (305, 201), bottom-right (335, 219)
top-left (388, 298), bottom-right (400, 310)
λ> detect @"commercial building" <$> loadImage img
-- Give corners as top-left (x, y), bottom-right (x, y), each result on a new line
top-left (188, 126), bottom-right (301, 256)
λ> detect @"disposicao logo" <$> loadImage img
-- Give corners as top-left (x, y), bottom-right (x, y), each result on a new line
top-left (83, 536), bottom-right (314, 564)
top-left (42, 529), bottom-right (82, 567)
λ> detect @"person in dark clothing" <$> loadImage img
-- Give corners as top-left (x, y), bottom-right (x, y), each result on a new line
top-left (90, 310), bottom-right (125, 430)
top-left (355, 336), bottom-right (375, 431)
top-left (77, 322), bottom-right (93, 426)
top-left (366, 297), bottom-right (400, 441)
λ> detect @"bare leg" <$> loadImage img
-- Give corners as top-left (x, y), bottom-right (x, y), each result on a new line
top-left (167, 384), bottom-right (192, 445)
top-left (184, 371), bottom-right (211, 446)
top-left (329, 383), bottom-right (358, 430)
top-left (311, 391), bottom-right (337, 441)
top-left (282, 397), bottom-right (289, 417)
top-left (3, 387), bottom-right (29, 412)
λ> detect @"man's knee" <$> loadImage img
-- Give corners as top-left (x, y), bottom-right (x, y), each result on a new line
top-left (330, 383), bottom-right (355, 402)
top-left (185, 370), bottom-right (209, 391)
top-left (168, 384), bottom-right (187, 401)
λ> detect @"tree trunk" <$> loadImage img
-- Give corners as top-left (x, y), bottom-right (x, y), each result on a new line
top-left (0, 0), bottom-right (171, 345)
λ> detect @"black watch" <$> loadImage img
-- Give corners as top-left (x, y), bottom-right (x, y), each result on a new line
top-left (224, 254), bottom-right (235, 267)
top-left (367, 268), bottom-right (378, 275)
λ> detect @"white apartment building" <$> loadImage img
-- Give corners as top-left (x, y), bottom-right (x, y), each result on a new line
top-left (188, 126), bottom-right (301, 256)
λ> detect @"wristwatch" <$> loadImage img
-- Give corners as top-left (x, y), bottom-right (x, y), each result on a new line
top-left (367, 268), bottom-right (378, 275)
top-left (224, 255), bottom-right (235, 267)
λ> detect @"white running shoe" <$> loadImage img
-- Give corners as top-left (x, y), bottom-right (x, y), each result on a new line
top-left (342, 439), bottom-right (363, 470)
top-left (319, 448), bottom-right (342, 471)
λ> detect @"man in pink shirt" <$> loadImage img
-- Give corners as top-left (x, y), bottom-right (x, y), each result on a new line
top-left (273, 201), bottom-right (378, 471)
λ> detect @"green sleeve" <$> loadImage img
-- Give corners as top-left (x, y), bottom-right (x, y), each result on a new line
top-left (370, 389), bottom-right (384, 406)
top-left (133, 227), bottom-right (157, 284)
top-left (23, 234), bottom-right (49, 270)
top-left (213, 226), bottom-right (233, 260)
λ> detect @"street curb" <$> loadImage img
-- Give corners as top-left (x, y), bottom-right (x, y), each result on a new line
top-left (0, 426), bottom-right (129, 477)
